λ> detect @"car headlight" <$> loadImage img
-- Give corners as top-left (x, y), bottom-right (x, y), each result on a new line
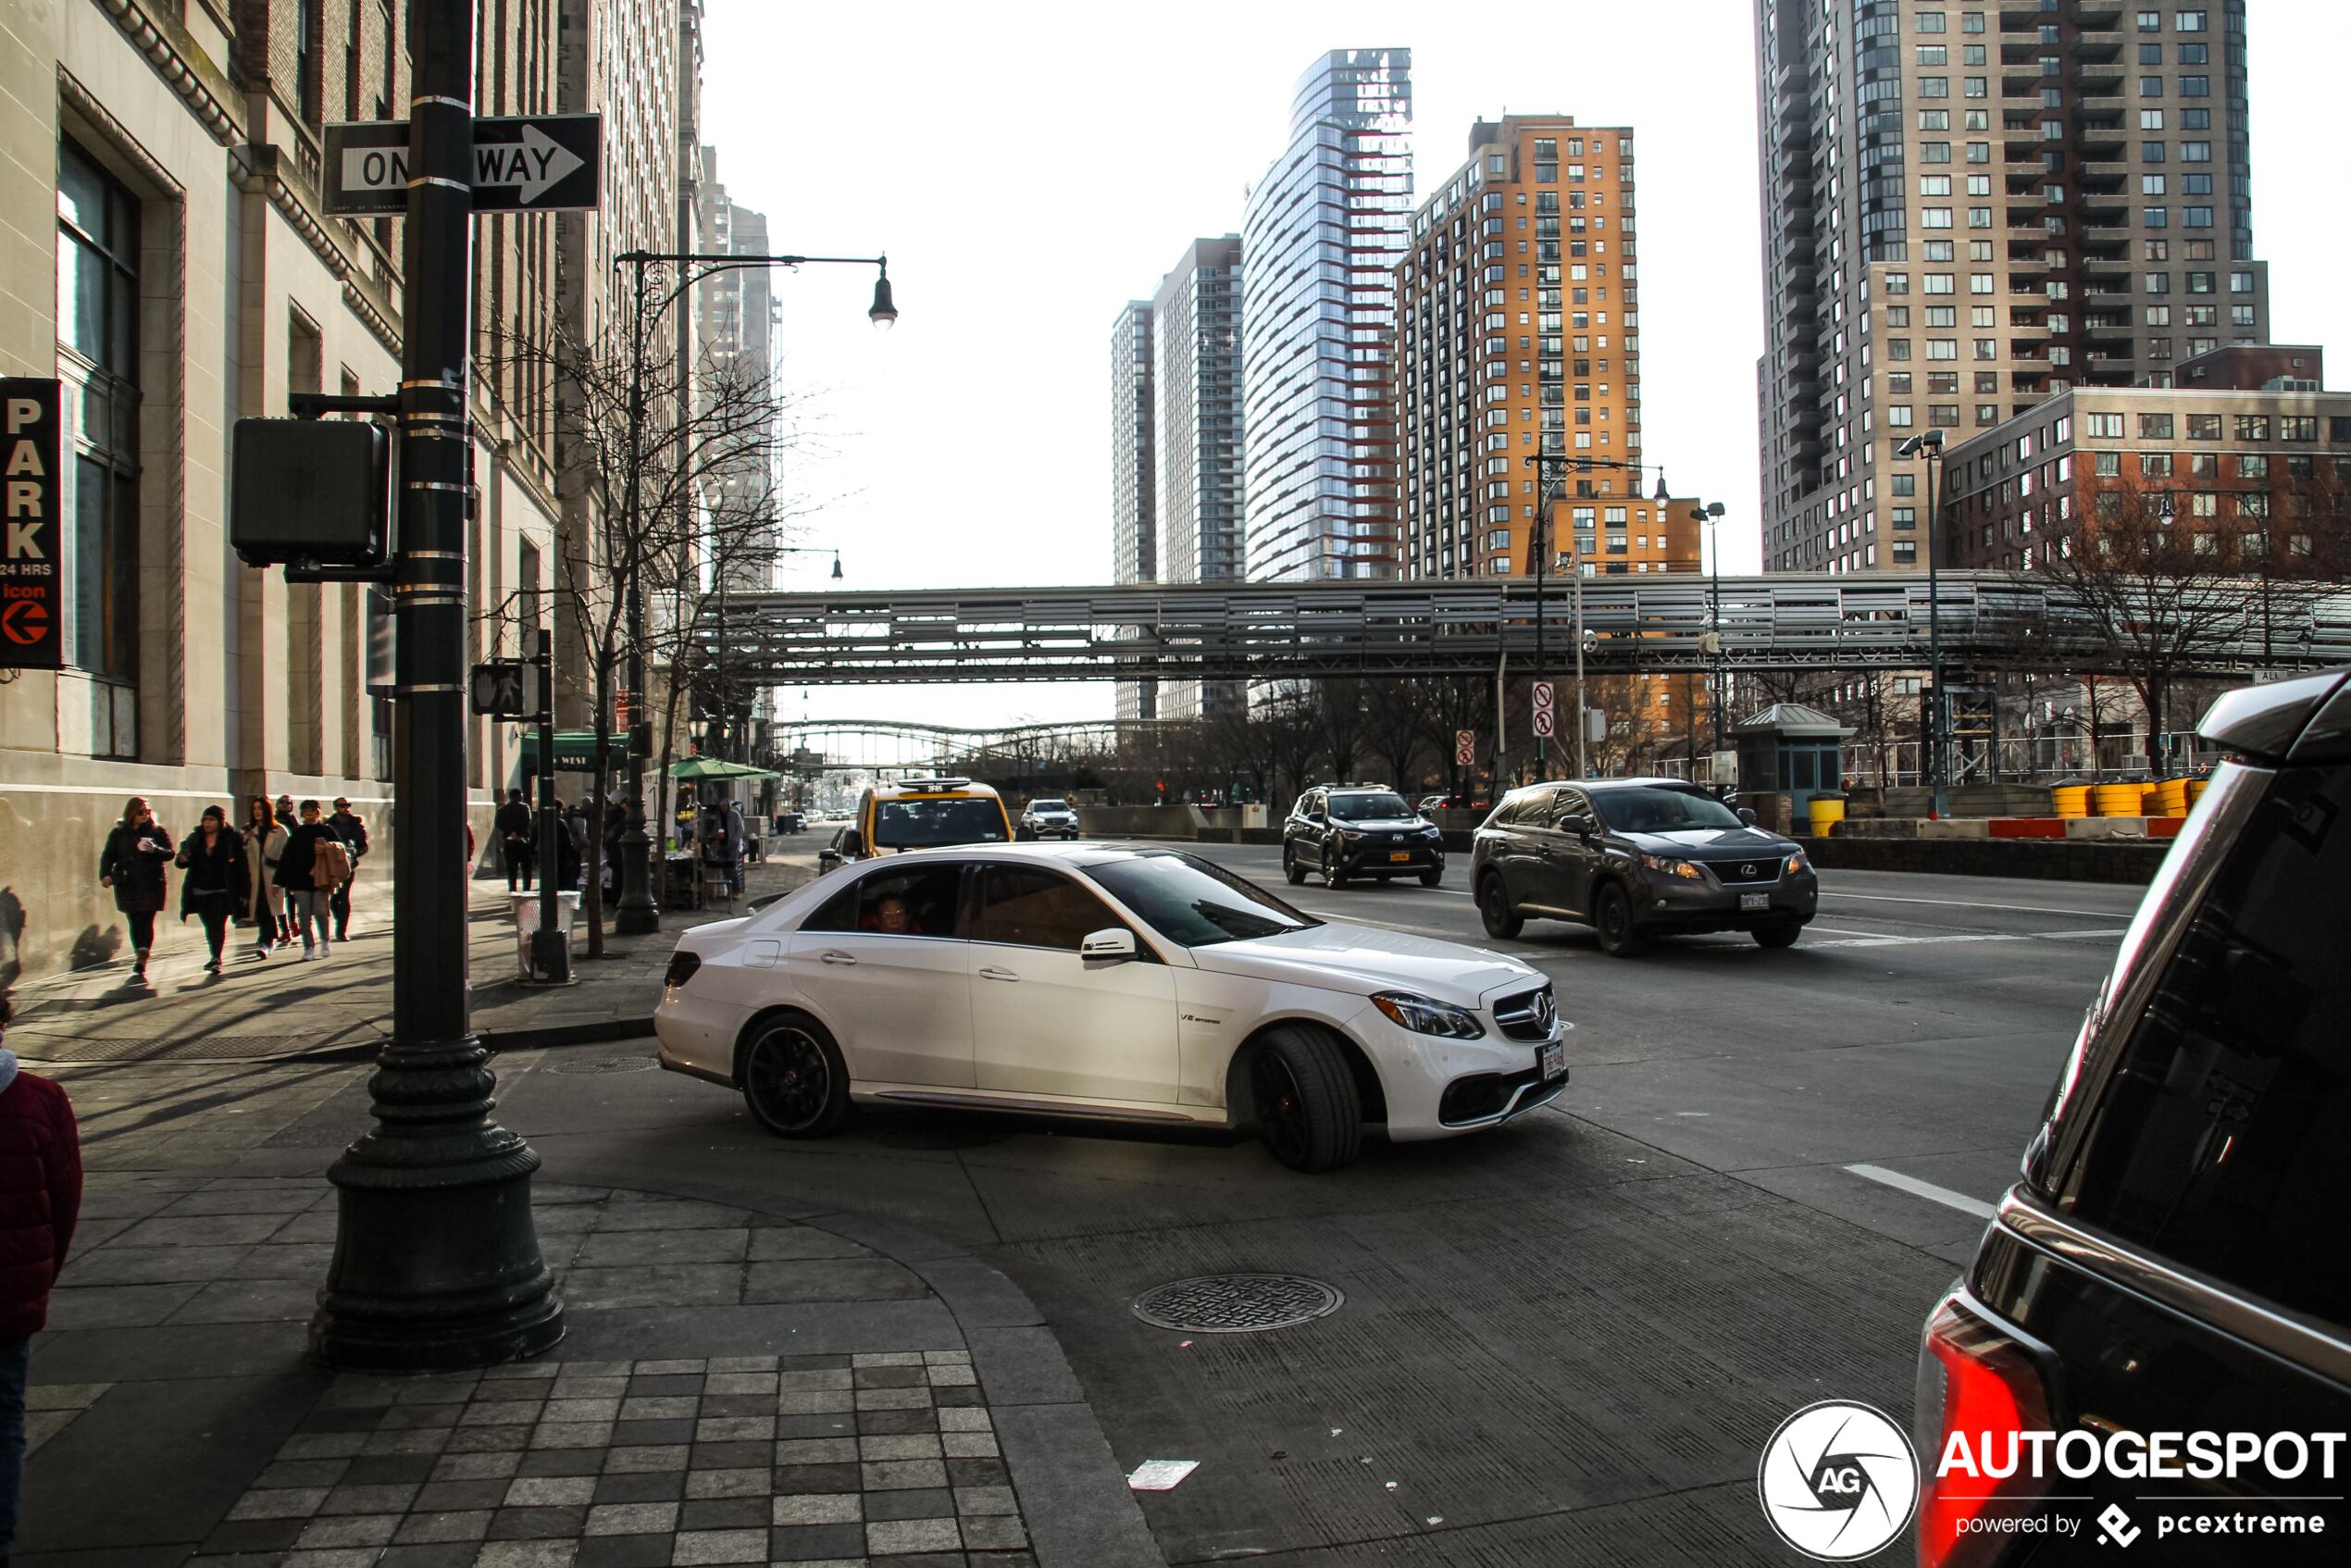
top-left (1785, 851), bottom-right (1810, 876)
top-left (1340, 828), bottom-right (1364, 841)
top-left (1640, 853), bottom-right (1704, 880)
top-left (1371, 990), bottom-right (1486, 1039)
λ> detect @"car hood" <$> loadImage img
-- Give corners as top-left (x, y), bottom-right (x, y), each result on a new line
top-left (1618, 826), bottom-right (1796, 858)
top-left (1189, 922), bottom-right (1534, 1006)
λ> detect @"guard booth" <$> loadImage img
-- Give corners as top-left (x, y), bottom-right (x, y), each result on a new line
top-left (1733, 703), bottom-right (1854, 816)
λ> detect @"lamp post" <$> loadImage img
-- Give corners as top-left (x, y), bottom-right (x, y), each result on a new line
top-left (1897, 429), bottom-right (1947, 817)
top-left (611, 251), bottom-right (893, 934)
top-left (1701, 501), bottom-right (1728, 756)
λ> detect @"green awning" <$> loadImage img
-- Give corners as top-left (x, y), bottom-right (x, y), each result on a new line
top-left (519, 729), bottom-right (628, 771)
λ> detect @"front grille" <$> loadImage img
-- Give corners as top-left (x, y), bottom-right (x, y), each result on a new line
top-left (1438, 1064), bottom-right (1568, 1126)
top-left (1491, 985), bottom-right (1556, 1041)
top-left (1708, 859), bottom-right (1782, 886)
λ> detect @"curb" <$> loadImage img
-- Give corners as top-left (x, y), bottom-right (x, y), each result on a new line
top-left (485, 1016), bottom-right (653, 1052)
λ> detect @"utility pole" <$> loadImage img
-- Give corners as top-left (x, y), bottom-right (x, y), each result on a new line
top-left (313, 0), bottom-right (563, 1370)
top-left (614, 254), bottom-right (660, 934)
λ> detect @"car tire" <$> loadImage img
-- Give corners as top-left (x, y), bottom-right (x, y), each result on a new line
top-left (1325, 848), bottom-right (1349, 888)
top-left (1419, 866), bottom-right (1443, 888)
top-left (738, 1013), bottom-right (852, 1139)
top-left (1593, 881), bottom-right (1648, 958)
top-left (1476, 873), bottom-right (1524, 939)
top-left (1247, 1025), bottom-right (1362, 1174)
top-left (1752, 921), bottom-right (1803, 950)
top-left (1283, 845), bottom-right (1307, 886)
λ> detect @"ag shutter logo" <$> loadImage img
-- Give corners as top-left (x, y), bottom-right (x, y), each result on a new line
top-left (1758, 1400), bottom-right (1921, 1561)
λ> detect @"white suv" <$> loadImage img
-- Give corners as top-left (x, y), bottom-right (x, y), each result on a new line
top-left (1020, 799), bottom-right (1079, 839)
top-left (653, 842), bottom-right (1569, 1171)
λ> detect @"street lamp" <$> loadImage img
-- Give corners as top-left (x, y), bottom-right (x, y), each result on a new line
top-left (1698, 501), bottom-right (1729, 757)
top-left (1897, 429), bottom-right (1948, 817)
top-left (611, 250), bottom-right (892, 935)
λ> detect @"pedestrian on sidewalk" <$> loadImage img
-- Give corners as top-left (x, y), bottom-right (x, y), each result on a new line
top-left (497, 788), bottom-right (535, 891)
top-left (550, 796), bottom-right (584, 891)
top-left (174, 806), bottom-right (249, 975)
top-left (271, 796), bottom-right (298, 942)
top-left (0, 993), bottom-right (82, 1568)
top-left (241, 796), bottom-right (288, 961)
top-left (327, 798), bottom-right (370, 942)
top-left (275, 801), bottom-right (347, 961)
top-left (96, 797), bottom-right (173, 986)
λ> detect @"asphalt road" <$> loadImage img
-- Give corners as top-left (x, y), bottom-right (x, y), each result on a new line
top-left (555, 833), bottom-right (2145, 1566)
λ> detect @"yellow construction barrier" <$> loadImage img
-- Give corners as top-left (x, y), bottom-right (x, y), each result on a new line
top-left (2093, 782), bottom-right (2146, 816)
top-left (2154, 778), bottom-right (2190, 816)
top-left (2052, 785), bottom-right (2092, 818)
top-left (1807, 797), bottom-right (1847, 835)
top-left (2186, 778), bottom-right (2209, 808)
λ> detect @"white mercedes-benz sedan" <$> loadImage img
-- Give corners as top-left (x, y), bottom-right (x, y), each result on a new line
top-left (653, 842), bottom-right (1569, 1171)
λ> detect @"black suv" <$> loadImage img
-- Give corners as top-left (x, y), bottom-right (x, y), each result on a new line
top-left (1914, 670), bottom-right (2350, 1567)
top-left (1282, 785), bottom-right (1446, 888)
top-left (1468, 777), bottom-right (1817, 954)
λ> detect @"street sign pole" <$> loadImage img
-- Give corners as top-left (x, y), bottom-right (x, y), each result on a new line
top-left (532, 623), bottom-right (568, 983)
top-left (313, 0), bottom-right (564, 1371)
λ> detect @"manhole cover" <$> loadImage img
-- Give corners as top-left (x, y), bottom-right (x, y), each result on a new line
top-left (547, 1054), bottom-right (660, 1076)
top-left (1130, 1274), bottom-right (1345, 1334)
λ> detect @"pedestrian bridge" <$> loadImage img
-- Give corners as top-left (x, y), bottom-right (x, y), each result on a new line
top-left (703, 573), bottom-right (2351, 684)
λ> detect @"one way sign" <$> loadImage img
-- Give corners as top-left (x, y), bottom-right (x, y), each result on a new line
top-left (322, 114), bottom-right (601, 217)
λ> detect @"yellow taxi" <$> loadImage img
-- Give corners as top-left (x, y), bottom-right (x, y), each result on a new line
top-left (816, 777), bottom-right (1014, 872)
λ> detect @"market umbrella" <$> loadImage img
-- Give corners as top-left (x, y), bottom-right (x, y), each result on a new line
top-left (667, 756), bottom-right (780, 780)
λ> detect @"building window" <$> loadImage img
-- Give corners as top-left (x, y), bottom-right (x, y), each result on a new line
top-left (56, 137), bottom-right (143, 716)
top-left (2084, 412), bottom-right (2124, 439)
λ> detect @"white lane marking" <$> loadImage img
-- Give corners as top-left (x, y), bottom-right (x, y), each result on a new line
top-left (1845, 1164), bottom-right (1998, 1219)
top-left (1819, 890), bottom-right (2138, 919)
top-left (2036, 928), bottom-right (2133, 940)
top-left (1804, 932), bottom-right (2029, 950)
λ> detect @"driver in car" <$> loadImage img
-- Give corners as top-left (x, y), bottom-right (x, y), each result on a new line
top-left (865, 895), bottom-right (914, 935)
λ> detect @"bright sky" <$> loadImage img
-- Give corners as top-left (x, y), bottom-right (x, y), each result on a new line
top-left (699, 0), bottom-right (2351, 736)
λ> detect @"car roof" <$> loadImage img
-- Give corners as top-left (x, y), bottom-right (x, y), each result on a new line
top-left (879, 840), bottom-right (1181, 869)
top-left (865, 778), bottom-right (1001, 800)
top-left (2197, 666), bottom-right (2351, 764)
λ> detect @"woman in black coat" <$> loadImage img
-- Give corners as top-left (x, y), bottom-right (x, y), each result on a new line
top-left (175, 806), bottom-right (249, 975)
top-left (97, 796), bottom-right (174, 983)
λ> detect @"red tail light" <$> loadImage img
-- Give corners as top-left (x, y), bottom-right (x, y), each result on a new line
top-left (1915, 1291), bottom-right (2056, 1567)
top-left (664, 950), bottom-right (702, 989)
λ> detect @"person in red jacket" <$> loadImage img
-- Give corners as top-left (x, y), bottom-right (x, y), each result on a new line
top-left (0, 994), bottom-right (81, 1566)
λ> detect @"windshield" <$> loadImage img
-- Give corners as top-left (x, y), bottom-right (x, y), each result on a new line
top-left (1591, 787), bottom-right (1745, 834)
top-left (1329, 791), bottom-right (1413, 821)
top-left (1029, 801), bottom-right (1068, 812)
top-left (873, 796), bottom-right (1006, 848)
top-left (1085, 851), bottom-right (1319, 948)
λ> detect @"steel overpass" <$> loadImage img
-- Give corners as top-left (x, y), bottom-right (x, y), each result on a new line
top-left (703, 573), bottom-right (2351, 684)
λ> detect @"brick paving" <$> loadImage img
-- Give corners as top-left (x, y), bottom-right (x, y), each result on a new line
top-left (190, 1352), bottom-right (1032, 1567)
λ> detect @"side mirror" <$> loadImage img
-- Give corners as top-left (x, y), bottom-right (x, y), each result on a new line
top-left (816, 849), bottom-right (841, 871)
top-left (1736, 807), bottom-right (1758, 827)
top-left (1080, 927), bottom-right (1137, 964)
top-left (1556, 813), bottom-right (1595, 837)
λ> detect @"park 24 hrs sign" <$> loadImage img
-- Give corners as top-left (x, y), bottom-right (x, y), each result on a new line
top-left (0, 379), bottom-right (61, 670)
top-left (322, 114), bottom-right (602, 217)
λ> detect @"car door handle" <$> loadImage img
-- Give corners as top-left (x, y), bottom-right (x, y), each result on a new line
top-left (817, 950), bottom-right (858, 966)
top-left (976, 965), bottom-right (1019, 982)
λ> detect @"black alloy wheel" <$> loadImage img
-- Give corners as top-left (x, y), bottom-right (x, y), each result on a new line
top-left (740, 1015), bottom-right (852, 1138)
top-left (1419, 865), bottom-right (1443, 888)
top-left (1477, 873), bottom-right (1524, 939)
top-left (1324, 845), bottom-right (1349, 888)
top-left (1283, 844), bottom-right (1308, 886)
top-left (1593, 882), bottom-right (1648, 958)
top-left (1248, 1025), bottom-right (1363, 1173)
top-left (1752, 921), bottom-right (1803, 950)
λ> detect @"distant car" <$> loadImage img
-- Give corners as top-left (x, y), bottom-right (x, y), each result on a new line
top-left (1020, 798), bottom-right (1080, 840)
top-left (815, 777), bottom-right (1013, 873)
top-left (1417, 793), bottom-right (1478, 814)
top-left (1916, 669), bottom-right (2351, 1567)
top-left (653, 842), bottom-right (1567, 1171)
top-left (773, 810), bottom-right (807, 835)
top-left (1468, 778), bottom-right (1816, 954)
top-left (1282, 785), bottom-right (1446, 888)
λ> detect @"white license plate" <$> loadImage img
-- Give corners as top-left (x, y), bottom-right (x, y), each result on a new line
top-left (1537, 1041), bottom-right (1566, 1080)
top-left (1740, 892), bottom-right (1769, 912)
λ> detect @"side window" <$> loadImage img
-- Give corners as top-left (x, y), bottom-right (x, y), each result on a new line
top-left (1551, 790), bottom-right (1591, 825)
top-left (2057, 764), bottom-right (2351, 1322)
top-left (805, 863), bottom-right (966, 939)
top-left (973, 865), bottom-right (1121, 951)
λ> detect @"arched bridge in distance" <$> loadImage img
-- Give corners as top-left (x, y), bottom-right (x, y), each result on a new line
top-left (699, 573), bottom-right (2351, 685)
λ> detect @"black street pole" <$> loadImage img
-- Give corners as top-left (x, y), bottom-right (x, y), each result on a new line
top-left (1925, 442), bottom-right (1947, 817)
top-left (314, 0), bottom-right (563, 1370)
top-left (615, 255), bottom-right (660, 934)
top-left (531, 623), bottom-right (567, 982)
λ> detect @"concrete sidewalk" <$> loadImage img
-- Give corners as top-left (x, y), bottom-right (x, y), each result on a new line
top-left (16, 992), bottom-right (1163, 1565)
top-left (2, 852), bottom-right (817, 1067)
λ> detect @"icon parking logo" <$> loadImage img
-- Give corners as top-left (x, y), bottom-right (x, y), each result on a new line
top-left (1758, 1400), bottom-right (1921, 1561)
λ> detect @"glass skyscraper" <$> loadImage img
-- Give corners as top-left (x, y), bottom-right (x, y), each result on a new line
top-left (1242, 49), bottom-right (1413, 581)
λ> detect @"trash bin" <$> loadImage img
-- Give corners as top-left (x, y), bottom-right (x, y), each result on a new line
top-left (1806, 794), bottom-right (1847, 836)
top-left (511, 890), bottom-right (580, 977)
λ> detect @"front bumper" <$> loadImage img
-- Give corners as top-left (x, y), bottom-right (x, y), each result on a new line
top-left (1337, 838), bottom-right (1446, 874)
top-left (1633, 868), bottom-right (1818, 931)
top-left (1354, 1001), bottom-right (1567, 1142)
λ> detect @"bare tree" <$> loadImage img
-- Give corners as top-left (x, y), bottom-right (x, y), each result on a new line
top-left (503, 318), bottom-right (805, 954)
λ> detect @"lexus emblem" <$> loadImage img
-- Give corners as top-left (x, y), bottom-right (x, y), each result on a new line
top-left (1742, 863), bottom-right (1758, 877)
